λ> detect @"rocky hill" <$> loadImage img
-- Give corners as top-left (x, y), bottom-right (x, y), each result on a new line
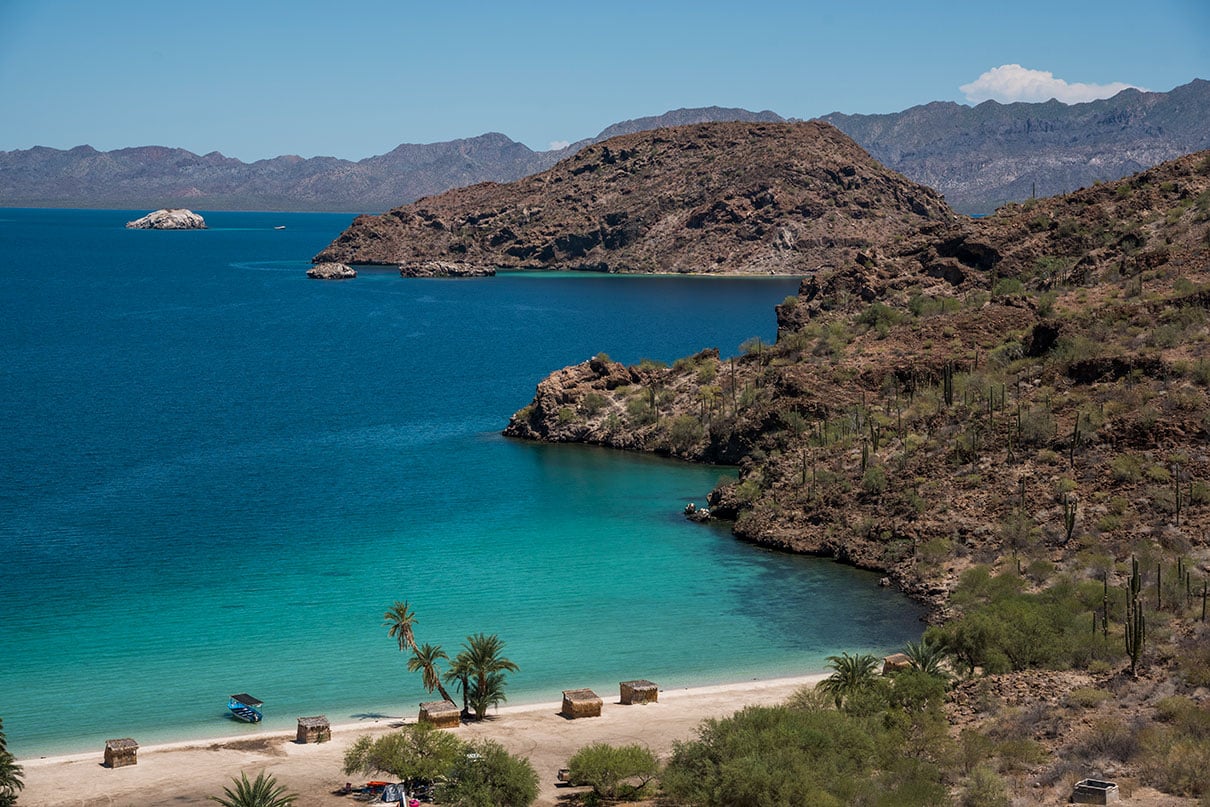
top-left (505, 148), bottom-right (1210, 603)
top-left (823, 78), bottom-right (1210, 215)
top-left (0, 108), bottom-right (783, 213)
top-left (312, 121), bottom-right (954, 274)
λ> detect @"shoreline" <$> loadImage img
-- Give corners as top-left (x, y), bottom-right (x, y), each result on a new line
top-left (18, 673), bottom-right (827, 807)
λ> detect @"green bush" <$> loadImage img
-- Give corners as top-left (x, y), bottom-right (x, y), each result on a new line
top-left (668, 415), bottom-right (705, 453)
top-left (566, 743), bottom-right (658, 802)
top-left (661, 705), bottom-right (948, 807)
top-left (581, 392), bottom-right (607, 416)
top-left (992, 278), bottom-right (1024, 296)
top-left (441, 739), bottom-right (539, 807)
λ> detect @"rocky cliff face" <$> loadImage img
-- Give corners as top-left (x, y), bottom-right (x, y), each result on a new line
top-left (823, 79), bottom-right (1210, 215)
top-left (313, 121), bottom-right (954, 274)
top-left (505, 150), bottom-right (1210, 603)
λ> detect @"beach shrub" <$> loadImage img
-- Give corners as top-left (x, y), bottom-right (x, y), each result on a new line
top-left (567, 742), bottom-right (659, 802)
top-left (440, 739), bottom-right (539, 807)
top-left (343, 722), bottom-right (465, 783)
top-left (209, 771), bottom-right (297, 807)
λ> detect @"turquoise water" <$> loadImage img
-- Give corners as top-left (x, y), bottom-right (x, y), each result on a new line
top-left (0, 209), bottom-right (926, 758)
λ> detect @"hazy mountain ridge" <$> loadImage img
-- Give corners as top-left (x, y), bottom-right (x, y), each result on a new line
top-left (1, 83), bottom-right (1206, 213)
top-left (0, 109), bottom-right (785, 213)
top-left (822, 78), bottom-right (1210, 214)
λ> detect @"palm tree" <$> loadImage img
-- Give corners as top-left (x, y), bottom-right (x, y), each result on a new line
top-left (0, 717), bottom-right (22, 807)
top-left (816, 652), bottom-right (879, 708)
top-left (444, 653), bottom-right (473, 718)
top-left (454, 633), bottom-right (519, 720)
top-left (902, 638), bottom-right (950, 678)
top-left (407, 643), bottom-right (450, 696)
top-left (210, 771), bottom-right (296, 807)
top-left (384, 601), bottom-right (455, 703)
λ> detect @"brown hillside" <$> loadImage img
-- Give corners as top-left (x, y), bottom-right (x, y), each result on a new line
top-left (313, 121), bottom-right (954, 274)
top-left (505, 149), bottom-right (1210, 601)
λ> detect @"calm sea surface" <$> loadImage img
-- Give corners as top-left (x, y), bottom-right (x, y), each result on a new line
top-left (0, 209), bottom-right (926, 757)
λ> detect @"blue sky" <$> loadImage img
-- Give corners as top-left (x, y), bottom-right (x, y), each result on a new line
top-left (0, 0), bottom-right (1206, 161)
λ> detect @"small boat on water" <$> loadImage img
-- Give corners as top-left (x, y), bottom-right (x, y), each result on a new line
top-left (273, 225), bottom-right (286, 230)
top-left (228, 693), bottom-right (264, 723)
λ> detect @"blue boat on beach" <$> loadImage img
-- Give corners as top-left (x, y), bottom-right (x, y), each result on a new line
top-left (227, 694), bottom-right (263, 723)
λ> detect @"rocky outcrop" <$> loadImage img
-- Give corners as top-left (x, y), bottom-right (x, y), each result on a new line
top-left (306, 261), bottom-right (356, 279)
top-left (314, 121), bottom-right (954, 275)
top-left (399, 261), bottom-right (495, 278)
top-left (125, 208), bottom-right (206, 229)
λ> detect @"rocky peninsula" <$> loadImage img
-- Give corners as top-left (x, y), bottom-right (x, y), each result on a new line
top-left (125, 208), bottom-right (206, 229)
top-left (313, 121), bottom-right (954, 274)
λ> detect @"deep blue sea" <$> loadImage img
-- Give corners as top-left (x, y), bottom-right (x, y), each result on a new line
top-left (0, 209), bottom-right (926, 757)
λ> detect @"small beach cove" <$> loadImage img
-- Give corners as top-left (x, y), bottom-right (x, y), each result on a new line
top-left (1, 209), bottom-right (926, 762)
top-left (18, 674), bottom-right (827, 807)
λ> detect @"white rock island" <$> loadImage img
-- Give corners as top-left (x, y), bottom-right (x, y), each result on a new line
top-left (125, 208), bottom-right (207, 229)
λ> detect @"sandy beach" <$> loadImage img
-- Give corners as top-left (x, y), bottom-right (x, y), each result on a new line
top-left (18, 674), bottom-right (825, 807)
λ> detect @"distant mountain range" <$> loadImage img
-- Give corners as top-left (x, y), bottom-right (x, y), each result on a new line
top-left (1, 80), bottom-right (1206, 215)
top-left (822, 78), bottom-right (1210, 214)
top-left (0, 108), bottom-right (781, 214)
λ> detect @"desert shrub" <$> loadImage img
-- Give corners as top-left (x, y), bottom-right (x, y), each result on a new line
top-left (696, 362), bottom-right (718, 384)
top-left (1111, 454), bottom-right (1144, 483)
top-left (441, 739), bottom-right (539, 807)
top-left (1018, 407), bottom-right (1056, 445)
top-left (637, 357), bottom-right (667, 370)
top-left (992, 278), bottom-right (1024, 297)
top-left (557, 407), bottom-right (577, 425)
top-left (927, 568), bottom-right (1115, 673)
top-left (668, 415), bottom-right (705, 453)
top-left (567, 742), bottom-right (658, 802)
top-left (661, 705), bottom-right (948, 807)
top-left (1065, 687), bottom-right (1112, 710)
top-left (626, 395), bottom-right (656, 426)
top-left (1138, 702), bottom-right (1210, 797)
top-left (960, 764), bottom-right (1009, 807)
top-left (581, 392), bottom-right (607, 416)
top-left (861, 464), bottom-right (888, 495)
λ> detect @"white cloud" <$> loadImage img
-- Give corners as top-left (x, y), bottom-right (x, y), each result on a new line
top-left (959, 64), bottom-right (1142, 104)
top-left (548, 139), bottom-right (570, 151)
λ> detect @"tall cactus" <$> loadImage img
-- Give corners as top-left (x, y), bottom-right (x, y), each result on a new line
top-left (943, 362), bottom-right (954, 407)
top-left (1125, 556), bottom-right (1146, 675)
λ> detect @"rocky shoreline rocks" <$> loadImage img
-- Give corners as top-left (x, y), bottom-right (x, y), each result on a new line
top-left (125, 208), bottom-right (206, 230)
top-left (306, 261), bottom-right (357, 280)
top-left (399, 260), bottom-right (495, 278)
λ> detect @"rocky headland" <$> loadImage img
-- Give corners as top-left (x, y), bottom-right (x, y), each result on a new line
top-left (125, 208), bottom-right (206, 229)
top-left (505, 149), bottom-right (1210, 605)
top-left (312, 121), bottom-right (954, 275)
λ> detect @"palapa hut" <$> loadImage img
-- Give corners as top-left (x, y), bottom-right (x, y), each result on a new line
top-left (619, 679), bottom-right (658, 705)
top-left (296, 715), bottom-right (330, 743)
top-left (104, 738), bottom-right (138, 768)
top-left (561, 688), bottom-right (602, 718)
top-left (419, 700), bottom-right (461, 729)
top-left (882, 653), bottom-right (912, 675)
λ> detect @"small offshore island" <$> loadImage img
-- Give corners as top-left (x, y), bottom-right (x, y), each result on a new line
top-left (125, 208), bottom-right (206, 230)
